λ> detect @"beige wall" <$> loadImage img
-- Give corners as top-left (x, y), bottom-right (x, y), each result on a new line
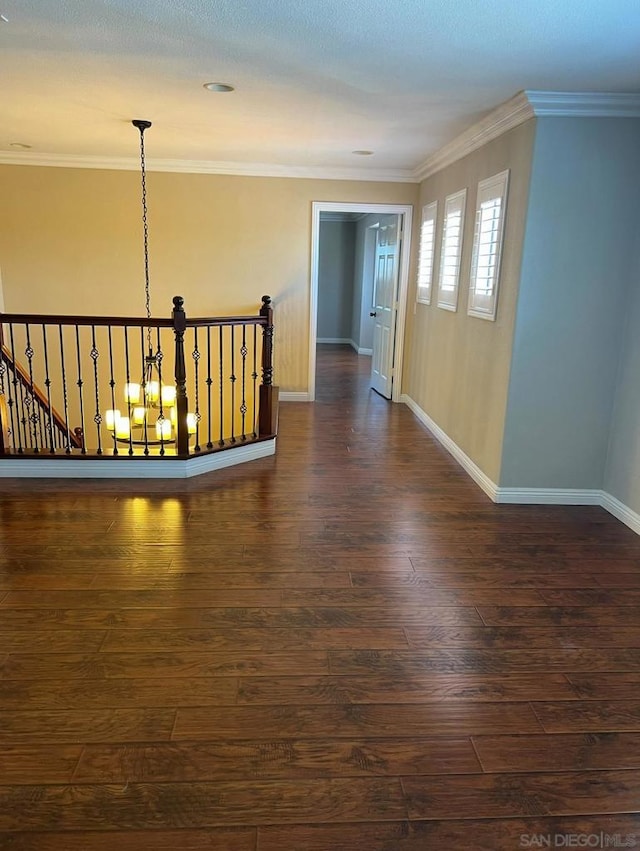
top-left (0, 165), bottom-right (416, 392)
top-left (402, 119), bottom-right (535, 483)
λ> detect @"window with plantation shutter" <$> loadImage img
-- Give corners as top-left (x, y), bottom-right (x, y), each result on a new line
top-left (437, 189), bottom-right (466, 311)
top-left (416, 201), bottom-right (437, 305)
top-left (468, 170), bottom-right (509, 321)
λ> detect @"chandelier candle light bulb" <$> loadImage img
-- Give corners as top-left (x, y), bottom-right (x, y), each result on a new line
top-left (105, 409), bottom-right (121, 430)
top-left (124, 383), bottom-right (141, 404)
top-left (155, 418), bottom-right (172, 441)
top-left (115, 416), bottom-right (131, 440)
top-left (161, 385), bottom-right (176, 406)
top-left (144, 380), bottom-right (160, 403)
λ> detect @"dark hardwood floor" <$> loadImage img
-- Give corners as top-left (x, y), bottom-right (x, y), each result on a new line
top-left (1, 344), bottom-right (640, 849)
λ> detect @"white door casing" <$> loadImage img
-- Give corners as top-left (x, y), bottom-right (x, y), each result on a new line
top-left (370, 216), bottom-right (400, 398)
top-left (309, 202), bottom-right (413, 403)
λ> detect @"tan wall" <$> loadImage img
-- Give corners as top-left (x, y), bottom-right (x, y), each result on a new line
top-left (0, 166), bottom-right (417, 392)
top-left (402, 119), bottom-right (535, 483)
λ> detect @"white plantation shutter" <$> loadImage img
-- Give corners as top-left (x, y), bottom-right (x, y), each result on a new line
top-left (437, 189), bottom-right (466, 311)
top-left (416, 201), bottom-right (437, 305)
top-left (468, 170), bottom-right (509, 320)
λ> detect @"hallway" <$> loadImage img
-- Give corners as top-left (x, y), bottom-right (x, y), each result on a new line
top-left (1, 344), bottom-right (640, 849)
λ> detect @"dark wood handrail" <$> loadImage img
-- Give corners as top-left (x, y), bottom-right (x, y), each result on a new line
top-left (0, 312), bottom-right (175, 328)
top-left (0, 343), bottom-right (84, 450)
top-left (184, 316), bottom-right (268, 328)
top-left (1, 312), bottom-right (269, 329)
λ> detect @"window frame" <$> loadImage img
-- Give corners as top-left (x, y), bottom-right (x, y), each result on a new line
top-left (416, 201), bottom-right (438, 306)
top-left (437, 188), bottom-right (467, 312)
top-left (467, 169), bottom-right (510, 321)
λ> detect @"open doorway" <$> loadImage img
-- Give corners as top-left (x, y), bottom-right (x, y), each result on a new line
top-left (309, 202), bottom-right (413, 402)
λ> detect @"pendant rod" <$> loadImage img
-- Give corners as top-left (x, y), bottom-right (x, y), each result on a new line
top-left (132, 119), bottom-right (153, 355)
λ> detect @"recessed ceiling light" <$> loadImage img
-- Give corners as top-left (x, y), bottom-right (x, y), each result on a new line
top-left (9, 142), bottom-right (32, 149)
top-left (352, 150), bottom-right (374, 156)
top-left (0, 14), bottom-right (8, 22)
top-left (203, 82), bottom-right (235, 93)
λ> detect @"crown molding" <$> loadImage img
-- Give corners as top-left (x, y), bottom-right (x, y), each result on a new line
top-left (412, 91), bottom-right (533, 182)
top-left (0, 150), bottom-right (416, 183)
top-left (3, 91), bottom-right (638, 184)
top-left (525, 90), bottom-right (640, 117)
top-left (412, 89), bottom-right (640, 183)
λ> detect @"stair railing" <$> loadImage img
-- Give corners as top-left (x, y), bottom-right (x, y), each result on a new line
top-left (0, 343), bottom-right (84, 452)
top-left (0, 295), bottom-right (276, 459)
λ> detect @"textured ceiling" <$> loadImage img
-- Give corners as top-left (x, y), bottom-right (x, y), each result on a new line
top-left (1, 0), bottom-right (640, 175)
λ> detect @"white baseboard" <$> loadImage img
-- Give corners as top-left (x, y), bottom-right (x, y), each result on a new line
top-left (0, 439), bottom-right (276, 479)
top-left (600, 491), bottom-right (640, 535)
top-left (347, 339), bottom-right (373, 356)
top-left (279, 391), bottom-right (311, 402)
top-left (401, 394), bottom-right (498, 501)
top-left (495, 488), bottom-right (602, 505)
top-left (401, 393), bottom-right (640, 536)
top-left (317, 338), bottom-right (371, 355)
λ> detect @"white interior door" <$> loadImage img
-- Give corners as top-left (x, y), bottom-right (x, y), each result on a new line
top-left (370, 216), bottom-right (401, 398)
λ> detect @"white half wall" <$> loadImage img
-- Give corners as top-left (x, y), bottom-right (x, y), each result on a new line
top-left (0, 439), bottom-right (276, 478)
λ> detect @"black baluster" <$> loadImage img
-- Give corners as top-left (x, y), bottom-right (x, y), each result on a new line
top-left (156, 327), bottom-right (166, 456)
top-left (240, 323), bottom-right (248, 441)
top-left (74, 326), bottom-right (86, 454)
top-left (6, 379), bottom-right (18, 450)
top-left (206, 326), bottom-right (213, 450)
top-left (192, 327), bottom-right (201, 452)
top-left (37, 401), bottom-right (45, 447)
top-left (41, 324), bottom-right (55, 453)
top-left (9, 325), bottom-right (26, 454)
top-left (230, 325), bottom-right (236, 444)
top-left (8, 324), bottom-right (26, 452)
top-left (140, 327), bottom-right (150, 456)
top-left (0, 337), bottom-right (5, 397)
top-left (0, 323), bottom-right (8, 453)
top-left (17, 380), bottom-right (28, 453)
top-left (252, 323), bottom-right (258, 439)
top-left (0, 325), bottom-right (16, 449)
top-left (123, 327), bottom-right (135, 456)
top-left (58, 324), bottom-right (72, 454)
top-left (107, 326), bottom-right (118, 454)
top-left (89, 325), bottom-right (102, 455)
top-left (24, 324), bottom-right (40, 452)
top-left (218, 326), bottom-right (224, 447)
top-left (0, 392), bottom-right (8, 455)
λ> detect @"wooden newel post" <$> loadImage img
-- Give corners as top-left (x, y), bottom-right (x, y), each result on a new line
top-left (172, 295), bottom-right (190, 455)
top-left (258, 294), bottom-right (277, 438)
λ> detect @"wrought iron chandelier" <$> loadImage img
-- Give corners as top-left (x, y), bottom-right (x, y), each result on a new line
top-left (105, 120), bottom-right (196, 446)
